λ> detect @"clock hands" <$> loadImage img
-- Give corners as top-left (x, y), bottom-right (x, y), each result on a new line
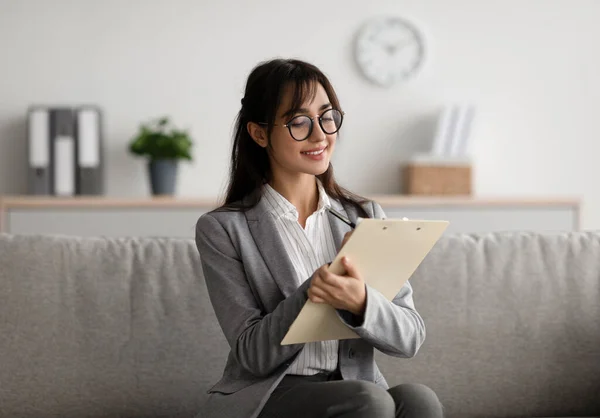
top-left (383, 38), bottom-right (414, 56)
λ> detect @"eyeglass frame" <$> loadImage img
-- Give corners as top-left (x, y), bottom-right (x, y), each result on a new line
top-left (258, 108), bottom-right (345, 141)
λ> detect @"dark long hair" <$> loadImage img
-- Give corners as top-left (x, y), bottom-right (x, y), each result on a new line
top-left (220, 58), bottom-right (369, 218)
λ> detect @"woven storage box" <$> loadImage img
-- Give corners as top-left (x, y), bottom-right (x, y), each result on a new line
top-left (403, 163), bottom-right (472, 195)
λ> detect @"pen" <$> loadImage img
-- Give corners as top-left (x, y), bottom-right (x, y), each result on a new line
top-left (326, 206), bottom-right (356, 229)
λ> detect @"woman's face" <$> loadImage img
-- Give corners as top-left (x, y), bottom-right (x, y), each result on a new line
top-left (266, 82), bottom-right (339, 180)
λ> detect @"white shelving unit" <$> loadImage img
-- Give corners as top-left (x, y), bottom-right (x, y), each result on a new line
top-left (0, 195), bottom-right (581, 238)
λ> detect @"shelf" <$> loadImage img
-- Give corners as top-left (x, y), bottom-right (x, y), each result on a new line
top-left (0, 194), bottom-right (581, 236)
top-left (0, 195), bottom-right (581, 209)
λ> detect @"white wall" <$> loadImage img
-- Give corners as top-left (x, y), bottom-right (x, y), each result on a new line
top-left (1, 0), bottom-right (599, 229)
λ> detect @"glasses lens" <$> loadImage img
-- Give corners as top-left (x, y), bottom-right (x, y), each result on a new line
top-left (320, 109), bottom-right (343, 134)
top-left (288, 116), bottom-right (312, 141)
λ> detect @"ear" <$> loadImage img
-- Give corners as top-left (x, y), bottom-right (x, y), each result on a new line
top-left (247, 122), bottom-right (268, 148)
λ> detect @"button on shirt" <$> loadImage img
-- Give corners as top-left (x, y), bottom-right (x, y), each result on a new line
top-left (262, 182), bottom-right (340, 375)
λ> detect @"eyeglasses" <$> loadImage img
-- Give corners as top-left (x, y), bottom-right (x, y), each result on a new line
top-left (262, 108), bottom-right (344, 141)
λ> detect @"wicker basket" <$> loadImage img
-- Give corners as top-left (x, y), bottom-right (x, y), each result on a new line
top-left (403, 163), bottom-right (472, 195)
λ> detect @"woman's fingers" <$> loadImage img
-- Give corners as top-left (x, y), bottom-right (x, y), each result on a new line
top-left (309, 261), bottom-right (366, 314)
top-left (341, 257), bottom-right (362, 281)
top-left (308, 286), bottom-right (327, 304)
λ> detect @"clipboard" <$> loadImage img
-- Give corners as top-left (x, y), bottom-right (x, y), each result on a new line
top-left (281, 218), bottom-right (449, 345)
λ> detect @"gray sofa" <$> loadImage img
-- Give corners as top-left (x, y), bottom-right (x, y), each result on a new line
top-left (1, 231), bottom-right (599, 418)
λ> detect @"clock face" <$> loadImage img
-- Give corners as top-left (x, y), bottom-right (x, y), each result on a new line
top-left (355, 17), bottom-right (425, 87)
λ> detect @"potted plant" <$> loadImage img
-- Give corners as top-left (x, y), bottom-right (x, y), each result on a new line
top-left (128, 116), bottom-right (193, 196)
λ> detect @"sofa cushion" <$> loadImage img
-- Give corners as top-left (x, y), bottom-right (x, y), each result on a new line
top-left (1, 231), bottom-right (599, 418)
top-left (376, 231), bottom-right (600, 418)
top-left (0, 233), bottom-right (228, 418)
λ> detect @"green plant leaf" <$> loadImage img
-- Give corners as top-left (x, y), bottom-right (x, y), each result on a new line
top-left (127, 116), bottom-right (194, 161)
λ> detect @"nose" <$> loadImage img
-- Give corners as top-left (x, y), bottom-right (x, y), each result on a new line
top-left (309, 117), bottom-right (327, 142)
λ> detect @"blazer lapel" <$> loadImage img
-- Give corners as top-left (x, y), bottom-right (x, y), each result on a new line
top-left (244, 194), bottom-right (360, 297)
top-left (245, 195), bottom-right (299, 298)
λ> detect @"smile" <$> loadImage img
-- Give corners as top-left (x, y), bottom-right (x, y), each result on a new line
top-left (301, 147), bottom-right (327, 156)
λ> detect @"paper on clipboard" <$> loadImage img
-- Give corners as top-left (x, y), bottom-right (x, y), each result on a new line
top-left (281, 218), bottom-right (449, 345)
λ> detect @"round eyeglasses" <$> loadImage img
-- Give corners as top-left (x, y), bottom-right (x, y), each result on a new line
top-left (265, 109), bottom-right (344, 141)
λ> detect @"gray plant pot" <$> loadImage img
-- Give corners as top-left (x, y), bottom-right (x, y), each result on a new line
top-left (148, 159), bottom-right (178, 195)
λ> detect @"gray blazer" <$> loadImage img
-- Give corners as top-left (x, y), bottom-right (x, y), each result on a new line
top-left (194, 195), bottom-right (426, 418)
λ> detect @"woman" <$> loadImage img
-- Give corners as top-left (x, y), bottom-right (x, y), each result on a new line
top-left (195, 58), bottom-right (443, 418)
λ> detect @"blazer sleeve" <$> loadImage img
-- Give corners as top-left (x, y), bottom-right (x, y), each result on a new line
top-left (195, 213), bottom-right (309, 378)
top-left (337, 201), bottom-right (426, 358)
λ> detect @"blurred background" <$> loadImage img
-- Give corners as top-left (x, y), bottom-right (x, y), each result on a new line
top-left (0, 0), bottom-right (597, 235)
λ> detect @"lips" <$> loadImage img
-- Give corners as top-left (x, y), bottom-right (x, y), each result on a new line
top-left (301, 146), bottom-right (327, 156)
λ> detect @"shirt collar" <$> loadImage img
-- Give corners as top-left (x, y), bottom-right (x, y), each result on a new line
top-left (315, 179), bottom-right (331, 214)
top-left (262, 179), bottom-right (331, 219)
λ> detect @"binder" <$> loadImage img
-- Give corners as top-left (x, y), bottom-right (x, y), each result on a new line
top-left (449, 104), bottom-right (475, 157)
top-left (431, 105), bottom-right (456, 156)
top-left (27, 106), bottom-right (52, 195)
top-left (281, 217), bottom-right (449, 345)
top-left (50, 108), bottom-right (76, 197)
top-left (75, 106), bottom-right (103, 195)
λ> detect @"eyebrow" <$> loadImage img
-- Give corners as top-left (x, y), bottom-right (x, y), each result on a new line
top-left (283, 103), bottom-right (332, 119)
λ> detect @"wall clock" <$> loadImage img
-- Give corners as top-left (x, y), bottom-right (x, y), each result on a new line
top-left (354, 16), bottom-right (426, 87)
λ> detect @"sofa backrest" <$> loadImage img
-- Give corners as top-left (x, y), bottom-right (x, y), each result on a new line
top-left (384, 231), bottom-right (600, 418)
top-left (0, 234), bottom-right (225, 418)
top-left (1, 232), bottom-right (599, 418)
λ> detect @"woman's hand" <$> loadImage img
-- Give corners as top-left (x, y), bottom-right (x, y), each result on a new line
top-left (307, 257), bottom-right (366, 316)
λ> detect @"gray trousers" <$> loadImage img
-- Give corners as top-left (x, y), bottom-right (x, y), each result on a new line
top-left (258, 371), bottom-right (444, 418)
